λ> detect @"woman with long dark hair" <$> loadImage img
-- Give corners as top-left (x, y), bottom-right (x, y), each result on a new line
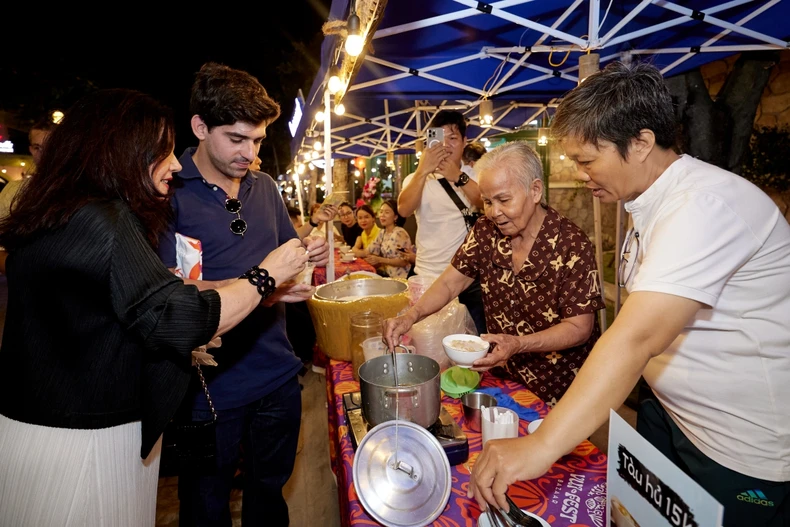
top-left (0, 89), bottom-right (309, 526)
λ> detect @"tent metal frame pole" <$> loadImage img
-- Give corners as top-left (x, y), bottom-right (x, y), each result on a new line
top-left (660, 0), bottom-right (783, 75)
top-left (374, 0), bottom-right (531, 39)
top-left (658, 0), bottom-right (787, 47)
top-left (452, 0), bottom-right (588, 47)
top-left (323, 89), bottom-right (335, 283)
top-left (489, 0), bottom-right (585, 94)
top-left (602, 0), bottom-right (754, 48)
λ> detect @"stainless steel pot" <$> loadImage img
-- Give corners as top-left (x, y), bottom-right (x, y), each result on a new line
top-left (358, 348), bottom-right (441, 429)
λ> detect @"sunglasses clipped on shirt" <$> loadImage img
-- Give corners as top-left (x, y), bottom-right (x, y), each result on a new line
top-left (618, 228), bottom-right (640, 288)
top-left (225, 197), bottom-right (247, 236)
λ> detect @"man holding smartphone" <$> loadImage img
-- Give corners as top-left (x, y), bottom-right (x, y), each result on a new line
top-left (398, 110), bottom-right (486, 332)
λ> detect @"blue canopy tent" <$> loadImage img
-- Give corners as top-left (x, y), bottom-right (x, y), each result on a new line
top-left (290, 0), bottom-right (788, 300)
top-left (290, 0), bottom-right (789, 161)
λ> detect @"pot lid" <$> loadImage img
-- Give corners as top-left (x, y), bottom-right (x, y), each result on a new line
top-left (353, 420), bottom-right (451, 527)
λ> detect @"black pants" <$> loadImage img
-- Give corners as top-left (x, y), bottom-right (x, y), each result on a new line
top-left (637, 386), bottom-right (790, 527)
top-left (285, 302), bottom-right (315, 364)
top-left (458, 278), bottom-right (486, 334)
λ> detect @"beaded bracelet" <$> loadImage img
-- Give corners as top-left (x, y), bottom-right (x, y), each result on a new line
top-left (239, 265), bottom-right (277, 299)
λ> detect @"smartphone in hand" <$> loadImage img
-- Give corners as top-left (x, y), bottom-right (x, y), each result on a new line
top-left (426, 127), bottom-right (445, 148)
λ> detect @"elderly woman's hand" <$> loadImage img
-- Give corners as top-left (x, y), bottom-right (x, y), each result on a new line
top-left (471, 333), bottom-right (522, 370)
top-left (382, 312), bottom-right (418, 352)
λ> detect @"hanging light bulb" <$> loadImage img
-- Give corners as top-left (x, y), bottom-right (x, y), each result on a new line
top-left (297, 163), bottom-right (306, 174)
top-left (479, 99), bottom-right (494, 128)
top-left (51, 110), bottom-right (64, 124)
top-left (334, 103), bottom-right (345, 116)
top-left (314, 140), bottom-right (323, 151)
top-left (344, 14), bottom-right (364, 57)
top-left (292, 173), bottom-right (300, 182)
top-left (578, 53), bottom-right (600, 84)
top-left (386, 151), bottom-right (395, 168)
top-left (311, 150), bottom-right (320, 160)
top-left (315, 110), bottom-right (325, 123)
top-left (327, 65), bottom-right (343, 94)
top-left (537, 127), bottom-right (550, 146)
top-left (308, 162), bottom-right (315, 170)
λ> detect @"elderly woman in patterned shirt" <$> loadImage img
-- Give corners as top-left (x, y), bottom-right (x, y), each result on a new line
top-left (383, 141), bottom-right (604, 405)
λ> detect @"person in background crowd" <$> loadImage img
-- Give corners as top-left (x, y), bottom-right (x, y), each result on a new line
top-left (398, 110), bottom-right (487, 334)
top-left (362, 199), bottom-right (413, 278)
top-left (287, 206), bottom-right (303, 229)
top-left (306, 201), bottom-right (342, 242)
top-left (337, 201), bottom-right (362, 247)
top-left (157, 62), bottom-right (329, 527)
top-left (0, 117), bottom-right (58, 222)
top-left (0, 88), bottom-right (309, 527)
top-left (351, 203), bottom-right (380, 256)
top-left (468, 62), bottom-right (790, 527)
top-left (384, 141), bottom-right (602, 405)
top-left (462, 141), bottom-right (488, 167)
top-left (291, 202), bottom-right (337, 240)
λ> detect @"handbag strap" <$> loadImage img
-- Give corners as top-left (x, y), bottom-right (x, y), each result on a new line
top-left (194, 364), bottom-right (218, 421)
top-left (437, 176), bottom-right (469, 214)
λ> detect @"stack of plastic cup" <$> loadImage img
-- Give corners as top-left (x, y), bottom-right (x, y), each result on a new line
top-left (407, 275), bottom-right (435, 306)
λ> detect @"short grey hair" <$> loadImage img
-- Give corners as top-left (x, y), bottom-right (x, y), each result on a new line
top-left (474, 141), bottom-right (545, 205)
top-left (551, 61), bottom-right (677, 159)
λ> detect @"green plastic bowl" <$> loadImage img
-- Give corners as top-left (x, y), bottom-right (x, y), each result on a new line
top-left (440, 366), bottom-right (481, 399)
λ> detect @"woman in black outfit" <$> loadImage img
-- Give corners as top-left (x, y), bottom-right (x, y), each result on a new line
top-left (0, 89), bottom-right (311, 527)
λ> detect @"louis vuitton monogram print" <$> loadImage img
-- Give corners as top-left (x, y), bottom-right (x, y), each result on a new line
top-left (450, 206), bottom-right (603, 404)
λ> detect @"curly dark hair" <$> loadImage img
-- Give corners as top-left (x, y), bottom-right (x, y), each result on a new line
top-left (190, 62), bottom-right (281, 130)
top-left (0, 89), bottom-right (176, 250)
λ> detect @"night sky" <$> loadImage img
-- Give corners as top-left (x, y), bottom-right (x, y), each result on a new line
top-left (0, 2), bottom-right (333, 176)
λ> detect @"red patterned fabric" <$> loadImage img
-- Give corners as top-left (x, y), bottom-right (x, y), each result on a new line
top-left (451, 207), bottom-right (604, 405)
top-left (327, 359), bottom-right (608, 527)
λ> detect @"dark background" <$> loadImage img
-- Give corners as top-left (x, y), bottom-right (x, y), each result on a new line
top-left (0, 3), bottom-right (333, 177)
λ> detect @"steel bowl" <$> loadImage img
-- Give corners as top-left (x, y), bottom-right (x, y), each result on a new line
top-left (314, 277), bottom-right (408, 301)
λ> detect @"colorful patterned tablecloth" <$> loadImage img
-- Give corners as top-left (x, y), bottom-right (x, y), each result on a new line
top-left (327, 359), bottom-right (608, 527)
top-left (312, 249), bottom-right (377, 286)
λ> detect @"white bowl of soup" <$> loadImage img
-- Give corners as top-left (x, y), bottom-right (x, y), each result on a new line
top-left (441, 334), bottom-right (490, 368)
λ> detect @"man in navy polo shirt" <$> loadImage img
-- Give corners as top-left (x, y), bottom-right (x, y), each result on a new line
top-left (158, 62), bottom-right (328, 527)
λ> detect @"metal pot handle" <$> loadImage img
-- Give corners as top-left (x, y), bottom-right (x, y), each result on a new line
top-left (394, 344), bottom-right (413, 354)
top-left (384, 387), bottom-right (418, 397)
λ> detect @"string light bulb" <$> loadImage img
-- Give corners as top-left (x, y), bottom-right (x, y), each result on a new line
top-left (327, 65), bottom-right (343, 94)
top-left (479, 99), bottom-right (493, 128)
top-left (335, 103), bottom-right (345, 116)
top-left (315, 111), bottom-right (325, 123)
top-left (314, 140), bottom-right (323, 151)
top-left (344, 14), bottom-right (364, 57)
top-left (578, 53), bottom-right (600, 84)
top-left (537, 127), bottom-right (550, 146)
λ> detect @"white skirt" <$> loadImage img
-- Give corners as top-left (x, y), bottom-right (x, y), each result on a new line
top-left (0, 414), bottom-right (161, 527)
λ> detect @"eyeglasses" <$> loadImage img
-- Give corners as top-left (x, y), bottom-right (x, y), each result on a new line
top-left (618, 228), bottom-right (640, 288)
top-left (225, 197), bottom-right (247, 236)
top-left (339, 211), bottom-right (354, 218)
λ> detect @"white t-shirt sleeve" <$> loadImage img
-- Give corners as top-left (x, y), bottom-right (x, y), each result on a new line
top-left (632, 193), bottom-right (763, 306)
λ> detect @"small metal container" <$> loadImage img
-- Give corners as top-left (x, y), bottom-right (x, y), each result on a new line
top-left (461, 391), bottom-right (497, 432)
